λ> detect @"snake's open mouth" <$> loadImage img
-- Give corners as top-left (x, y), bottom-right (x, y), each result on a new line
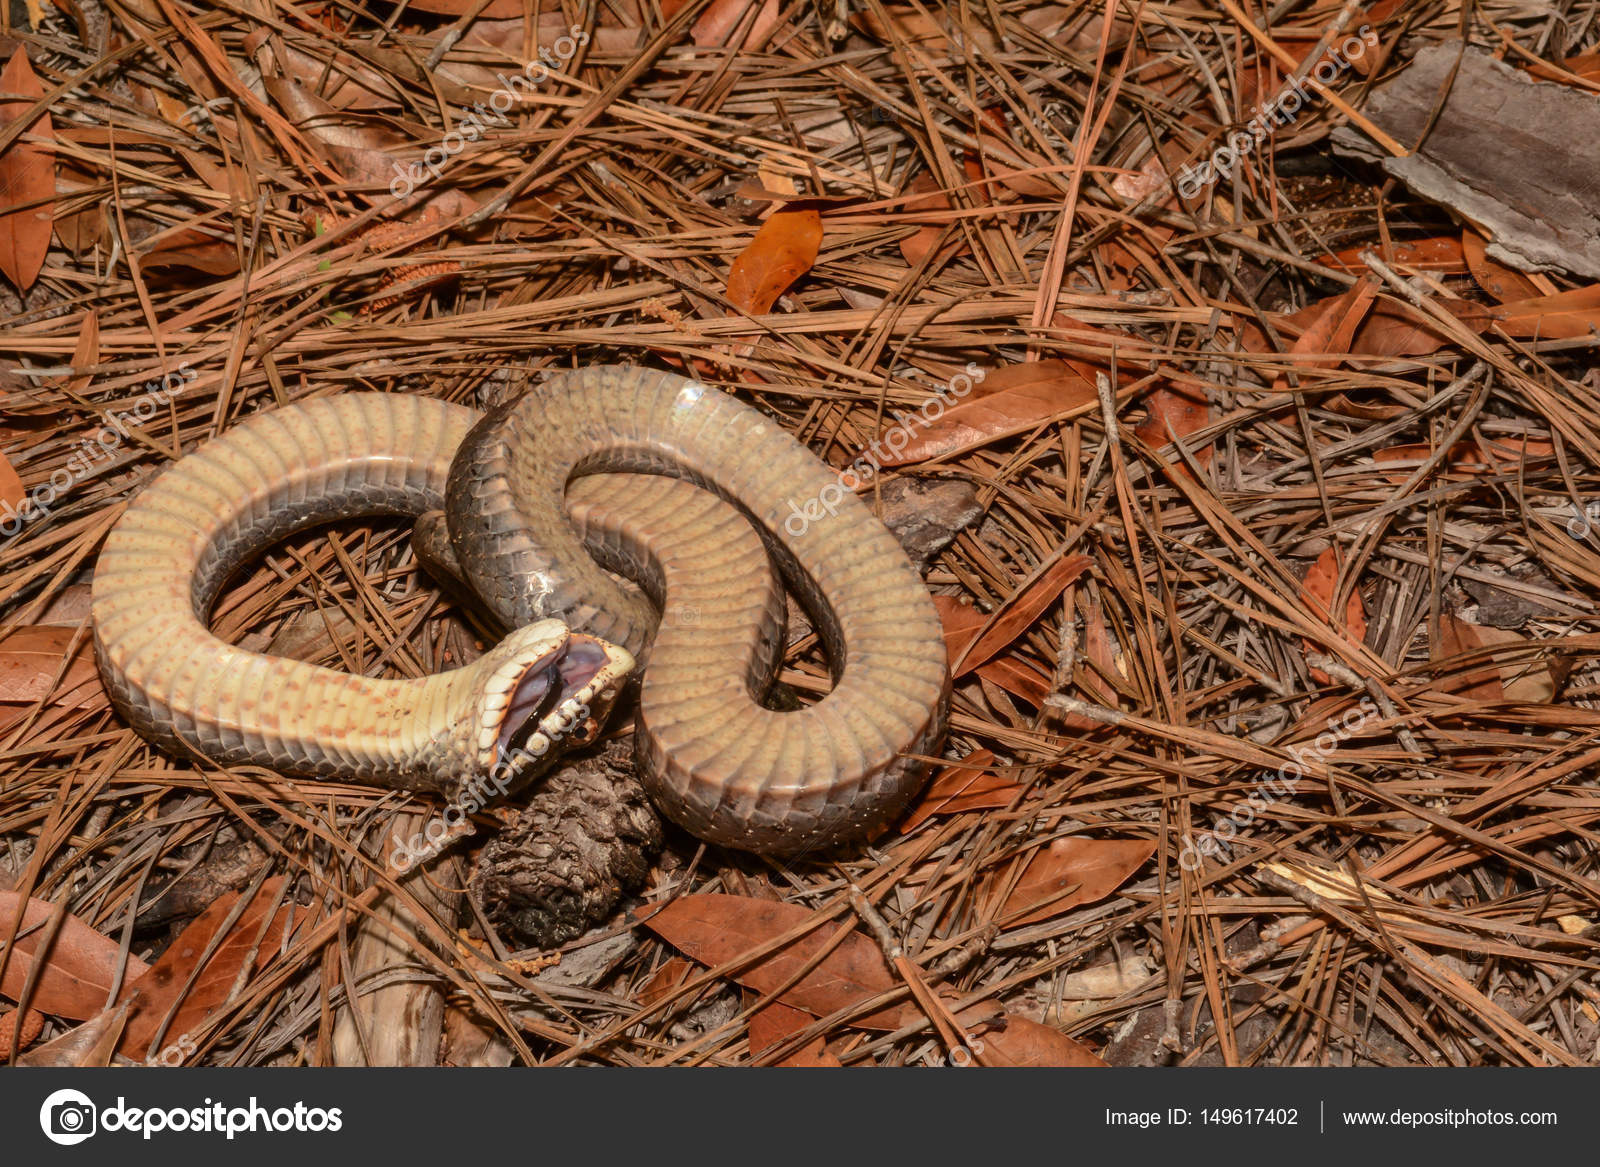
top-left (477, 624), bottom-right (634, 774)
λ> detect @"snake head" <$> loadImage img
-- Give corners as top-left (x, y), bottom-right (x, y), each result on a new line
top-left (452, 619), bottom-right (634, 799)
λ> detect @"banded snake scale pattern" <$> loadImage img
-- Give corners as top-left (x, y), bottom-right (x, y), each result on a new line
top-left (92, 366), bottom-right (951, 854)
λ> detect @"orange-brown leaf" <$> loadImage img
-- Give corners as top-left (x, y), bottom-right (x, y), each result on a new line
top-left (901, 751), bottom-right (1022, 832)
top-left (989, 837), bottom-right (1155, 927)
top-left (1317, 235), bottom-right (1467, 274)
top-left (980, 1015), bottom-right (1107, 1067)
top-left (0, 47), bottom-right (53, 292)
top-left (1300, 548), bottom-right (1367, 683)
top-left (1301, 547), bottom-right (1366, 635)
top-left (0, 626), bottom-right (106, 710)
top-left (118, 878), bottom-right (301, 1059)
top-left (1269, 278), bottom-right (1378, 394)
top-left (897, 173), bottom-right (960, 266)
top-left (684, 0), bottom-right (781, 47)
top-left (880, 359), bottom-right (1101, 467)
top-left (1492, 284), bottom-right (1600, 340)
top-left (1436, 616), bottom-right (1553, 703)
top-left (0, 891), bottom-right (150, 1019)
top-left (641, 894), bottom-right (908, 1029)
top-left (976, 656), bottom-right (1053, 706)
top-left (726, 207), bottom-right (821, 315)
top-left (955, 555), bottom-right (1092, 674)
top-left (1372, 435), bottom-right (1556, 483)
top-left (1133, 382), bottom-right (1213, 467)
top-left (748, 1001), bottom-right (839, 1066)
top-left (0, 447), bottom-right (20, 512)
top-left (1462, 229), bottom-right (1545, 304)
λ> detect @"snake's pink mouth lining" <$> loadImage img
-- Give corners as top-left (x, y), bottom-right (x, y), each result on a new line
top-left (492, 635), bottom-right (624, 760)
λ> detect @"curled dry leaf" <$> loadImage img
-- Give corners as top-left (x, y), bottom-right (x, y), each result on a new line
top-left (1133, 382), bottom-right (1213, 468)
top-left (0, 47), bottom-right (54, 292)
top-left (1372, 434), bottom-right (1556, 483)
top-left (987, 836), bottom-right (1156, 927)
top-left (1490, 284), bottom-right (1600, 340)
top-left (1463, 228), bottom-right (1546, 303)
top-left (0, 447), bottom-right (20, 512)
top-left (930, 595), bottom-right (1058, 707)
top-left (1317, 235), bottom-right (1468, 274)
top-left (0, 891), bottom-right (151, 1019)
top-left (898, 173), bottom-right (965, 267)
top-left (951, 555), bottom-right (1093, 675)
top-left (726, 207), bottom-right (822, 315)
top-left (640, 893), bottom-right (910, 1029)
top-left (1268, 277), bottom-right (1377, 396)
top-left (16, 1000), bottom-right (133, 1066)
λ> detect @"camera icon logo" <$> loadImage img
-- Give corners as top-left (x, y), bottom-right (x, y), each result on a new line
top-left (39, 1089), bottom-right (98, 1146)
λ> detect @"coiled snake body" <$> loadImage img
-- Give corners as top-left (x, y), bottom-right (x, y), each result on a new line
top-left (92, 366), bottom-right (951, 854)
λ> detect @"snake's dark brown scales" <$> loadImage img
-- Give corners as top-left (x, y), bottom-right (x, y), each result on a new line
top-left (93, 368), bottom-right (951, 855)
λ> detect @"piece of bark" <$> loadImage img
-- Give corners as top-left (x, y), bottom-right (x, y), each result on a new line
top-left (1333, 43), bottom-right (1600, 278)
top-left (472, 741), bottom-right (662, 948)
top-left (871, 476), bottom-right (983, 570)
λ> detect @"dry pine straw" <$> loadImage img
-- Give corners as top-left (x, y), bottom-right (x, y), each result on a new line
top-left (1, 0), bottom-right (1599, 1066)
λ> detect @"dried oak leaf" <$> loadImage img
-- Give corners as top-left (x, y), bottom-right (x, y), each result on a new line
top-left (641, 893), bottom-right (908, 1029)
top-left (726, 207), bottom-right (822, 315)
top-left (987, 837), bottom-right (1155, 927)
top-left (0, 891), bottom-right (150, 1019)
top-left (979, 1015), bottom-right (1107, 1067)
top-left (901, 750), bottom-right (1021, 832)
top-left (118, 877), bottom-right (303, 1060)
top-left (0, 47), bottom-right (54, 292)
top-left (0, 626), bottom-right (107, 710)
top-left (1436, 615), bottom-right (1553, 703)
top-left (748, 1000), bottom-right (840, 1066)
top-left (1300, 547), bottom-right (1367, 684)
top-left (880, 359), bottom-right (1101, 467)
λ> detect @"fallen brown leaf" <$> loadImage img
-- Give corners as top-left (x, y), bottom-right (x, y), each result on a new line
top-left (726, 207), bottom-right (821, 315)
top-left (0, 47), bottom-right (54, 292)
top-left (641, 893), bottom-right (909, 1029)
top-left (979, 1015), bottom-right (1108, 1066)
top-left (987, 836), bottom-right (1155, 927)
top-left (0, 626), bottom-right (106, 710)
top-left (880, 359), bottom-right (1101, 467)
top-left (0, 891), bottom-right (150, 1019)
top-left (118, 877), bottom-right (302, 1059)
